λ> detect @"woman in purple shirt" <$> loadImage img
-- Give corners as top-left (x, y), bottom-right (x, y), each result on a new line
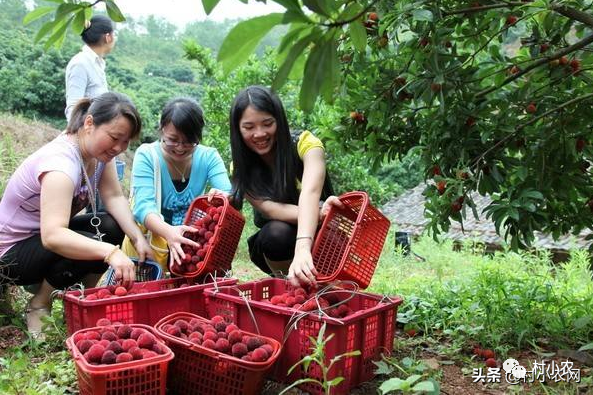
top-left (0, 92), bottom-right (152, 337)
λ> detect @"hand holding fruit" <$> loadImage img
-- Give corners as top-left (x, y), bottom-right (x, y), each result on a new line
top-left (319, 195), bottom-right (344, 221)
top-left (166, 225), bottom-right (200, 266)
top-left (288, 246), bottom-right (318, 286)
top-left (106, 247), bottom-right (136, 288)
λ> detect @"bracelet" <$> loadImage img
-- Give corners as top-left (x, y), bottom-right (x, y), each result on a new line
top-left (104, 244), bottom-right (121, 263)
top-left (295, 236), bottom-right (313, 241)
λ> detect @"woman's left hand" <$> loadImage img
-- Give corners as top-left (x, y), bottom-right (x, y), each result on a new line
top-left (287, 242), bottom-right (318, 286)
top-left (319, 195), bottom-right (344, 221)
top-left (133, 236), bottom-right (154, 263)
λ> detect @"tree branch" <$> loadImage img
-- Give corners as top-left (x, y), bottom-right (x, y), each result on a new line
top-left (476, 33), bottom-right (593, 97)
top-left (443, 2), bottom-right (526, 16)
top-left (324, 0), bottom-right (381, 27)
top-left (549, 4), bottom-right (593, 27)
top-left (517, 93), bottom-right (593, 130)
top-left (471, 93), bottom-right (593, 167)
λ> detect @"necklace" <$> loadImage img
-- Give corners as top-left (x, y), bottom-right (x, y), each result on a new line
top-left (169, 159), bottom-right (189, 183)
top-left (68, 134), bottom-right (104, 241)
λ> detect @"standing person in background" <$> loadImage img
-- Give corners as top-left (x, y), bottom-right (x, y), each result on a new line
top-left (228, 85), bottom-right (342, 286)
top-left (65, 14), bottom-right (126, 204)
top-left (124, 97), bottom-right (232, 271)
top-left (64, 15), bottom-right (115, 121)
top-left (0, 92), bottom-right (153, 337)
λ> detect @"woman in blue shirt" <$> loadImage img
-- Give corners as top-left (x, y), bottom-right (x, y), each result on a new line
top-left (129, 97), bottom-right (231, 268)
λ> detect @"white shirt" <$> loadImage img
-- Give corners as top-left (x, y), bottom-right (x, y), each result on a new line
top-left (64, 45), bottom-right (108, 121)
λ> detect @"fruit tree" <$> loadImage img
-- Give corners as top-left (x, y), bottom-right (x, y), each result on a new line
top-left (28, 0), bottom-right (593, 249)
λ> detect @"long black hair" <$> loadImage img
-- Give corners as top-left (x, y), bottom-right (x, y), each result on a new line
top-left (229, 86), bottom-right (300, 207)
top-left (160, 97), bottom-right (204, 144)
top-left (81, 15), bottom-right (113, 46)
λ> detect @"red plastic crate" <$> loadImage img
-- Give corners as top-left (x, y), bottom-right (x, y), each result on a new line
top-left (154, 312), bottom-right (281, 395)
top-left (170, 195), bottom-right (245, 278)
top-left (204, 278), bottom-right (403, 395)
top-left (313, 191), bottom-right (390, 289)
top-left (66, 324), bottom-right (173, 395)
top-left (62, 277), bottom-right (237, 334)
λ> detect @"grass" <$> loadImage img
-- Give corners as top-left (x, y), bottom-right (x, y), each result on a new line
top-left (369, 234), bottom-right (593, 353)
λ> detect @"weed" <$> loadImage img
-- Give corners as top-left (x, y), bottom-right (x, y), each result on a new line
top-left (279, 323), bottom-right (360, 395)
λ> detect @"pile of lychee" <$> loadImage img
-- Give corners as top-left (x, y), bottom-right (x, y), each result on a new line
top-left (83, 284), bottom-right (146, 300)
top-left (159, 315), bottom-right (275, 363)
top-left (263, 286), bottom-right (355, 319)
top-left (473, 345), bottom-right (497, 368)
top-left (171, 205), bottom-right (224, 275)
top-left (80, 280), bottom-right (195, 301)
top-left (72, 319), bottom-right (169, 365)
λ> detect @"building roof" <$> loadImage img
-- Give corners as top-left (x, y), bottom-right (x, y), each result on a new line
top-left (381, 184), bottom-right (591, 250)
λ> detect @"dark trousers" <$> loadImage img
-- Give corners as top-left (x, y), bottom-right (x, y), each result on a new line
top-left (0, 213), bottom-right (124, 289)
top-left (247, 220), bottom-right (297, 275)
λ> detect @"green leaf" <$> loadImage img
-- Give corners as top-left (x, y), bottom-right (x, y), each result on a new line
top-left (105, 1), bottom-right (125, 22)
top-left (339, 2), bottom-right (362, 20)
top-left (320, 36), bottom-right (339, 102)
top-left (412, 9), bottom-right (433, 22)
top-left (282, 9), bottom-right (311, 24)
top-left (202, 0), bottom-right (221, 14)
top-left (349, 19), bottom-right (367, 52)
top-left (277, 24), bottom-right (310, 55)
top-left (519, 190), bottom-right (544, 200)
top-left (44, 14), bottom-right (72, 49)
top-left (34, 19), bottom-right (61, 43)
top-left (279, 378), bottom-right (322, 395)
top-left (272, 32), bottom-right (315, 91)
top-left (379, 377), bottom-right (406, 393)
top-left (302, 0), bottom-right (331, 17)
top-left (300, 39), bottom-right (331, 111)
top-left (71, 10), bottom-right (86, 35)
top-left (329, 349), bottom-right (360, 365)
top-left (23, 6), bottom-right (55, 25)
top-left (327, 376), bottom-right (345, 386)
top-left (578, 342), bottom-right (593, 351)
top-left (373, 360), bottom-right (394, 375)
top-left (406, 374), bottom-right (422, 384)
top-left (54, 2), bottom-right (80, 19)
top-left (218, 13), bottom-right (284, 75)
top-left (412, 380), bottom-right (437, 392)
top-left (573, 316), bottom-right (592, 329)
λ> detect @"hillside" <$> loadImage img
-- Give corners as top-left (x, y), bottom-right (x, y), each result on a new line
top-left (0, 113), bottom-right (136, 195)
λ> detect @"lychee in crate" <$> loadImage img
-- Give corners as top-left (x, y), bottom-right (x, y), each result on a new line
top-left (313, 191), bottom-right (390, 288)
top-left (155, 312), bottom-right (281, 395)
top-left (66, 323), bottom-right (173, 395)
top-left (62, 276), bottom-right (237, 334)
top-left (204, 278), bottom-right (403, 395)
top-left (170, 194), bottom-right (245, 278)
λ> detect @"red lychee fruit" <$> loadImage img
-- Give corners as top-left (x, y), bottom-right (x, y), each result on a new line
top-left (231, 342), bottom-right (248, 358)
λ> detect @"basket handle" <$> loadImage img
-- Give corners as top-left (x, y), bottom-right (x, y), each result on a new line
top-left (339, 191), bottom-right (369, 225)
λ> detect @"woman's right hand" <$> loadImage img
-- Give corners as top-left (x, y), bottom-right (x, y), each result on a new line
top-left (107, 248), bottom-right (136, 288)
top-left (166, 225), bottom-right (200, 266)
